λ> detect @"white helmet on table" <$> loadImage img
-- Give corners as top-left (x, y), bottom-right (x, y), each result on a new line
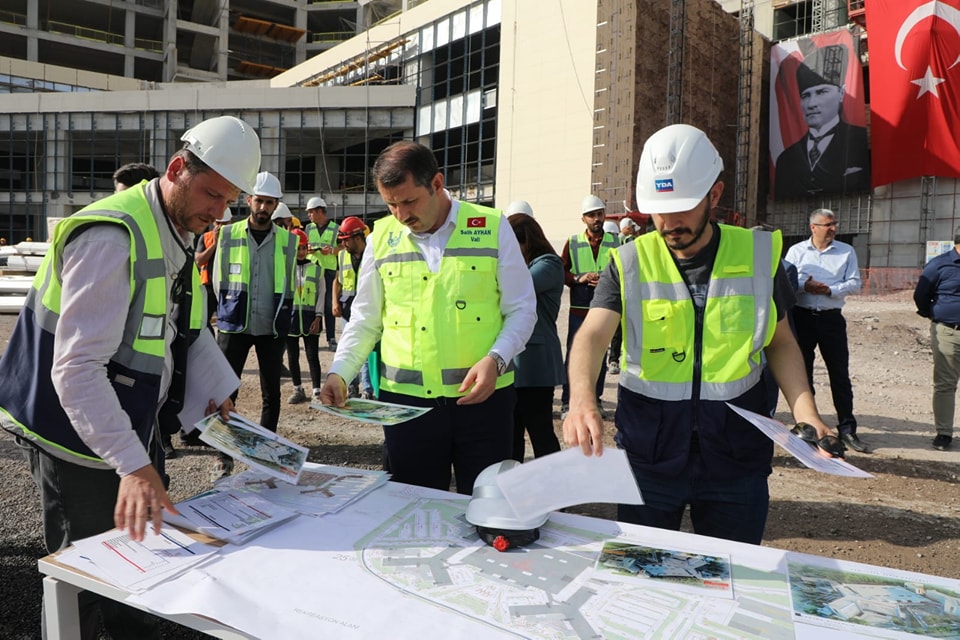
top-left (180, 116), bottom-right (261, 195)
top-left (635, 124), bottom-right (722, 215)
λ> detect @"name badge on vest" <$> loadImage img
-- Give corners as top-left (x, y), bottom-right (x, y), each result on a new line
top-left (229, 263), bottom-right (242, 275)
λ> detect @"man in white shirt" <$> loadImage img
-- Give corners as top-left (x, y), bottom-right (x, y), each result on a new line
top-left (785, 208), bottom-right (867, 452)
top-left (319, 141), bottom-right (536, 493)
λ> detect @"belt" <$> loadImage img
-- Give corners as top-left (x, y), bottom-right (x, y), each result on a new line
top-left (796, 306), bottom-right (841, 316)
top-left (938, 321), bottom-right (960, 331)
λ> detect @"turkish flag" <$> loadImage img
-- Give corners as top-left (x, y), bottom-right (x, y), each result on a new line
top-left (467, 217), bottom-right (486, 228)
top-left (866, 0), bottom-right (960, 186)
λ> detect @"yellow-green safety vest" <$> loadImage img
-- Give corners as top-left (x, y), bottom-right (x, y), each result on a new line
top-left (0, 184), bottom-right (204, 466)
top-left (614, 226), bottom-right (780, 401)
top-left (371, 202), bottom-right (512, 398)
top-left (338, 248), bottom-right (357, 298)
top-left (568, 231), bottom-right (619, 276)
top-left (307, 221), bottom-right (339, 270)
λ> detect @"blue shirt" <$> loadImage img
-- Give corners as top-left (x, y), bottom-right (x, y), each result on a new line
top-left (785, 238), bottom-right (861, 311)
top-left (914, 247), bottom-right (960, 325)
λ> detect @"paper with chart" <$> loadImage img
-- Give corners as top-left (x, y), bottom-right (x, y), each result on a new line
top-left (310, 398), bottom-right (431, 425)
top-left (65, 526), bottom-right (221, 592)
top-left (195, 411), bottom-right (308, 483)
top-left (219, 463), bottom-right (390, 516)
top-left (162, 488), bottom-right (299, 544)
top-left (727, 403), bottom-right (873, 478)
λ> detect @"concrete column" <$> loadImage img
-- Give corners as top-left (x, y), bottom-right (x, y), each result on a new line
top-left (218, 6), bottom-right (229, 80)
top-left (26, 0), bottom-right (38, 61)
top-left (125, 9), bottom-right (136, 77)
top-left (163, 0), bottom-right (179, 81)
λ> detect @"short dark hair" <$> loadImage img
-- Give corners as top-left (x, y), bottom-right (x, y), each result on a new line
top-left (372, 141), bottom-right (439, 192)
top-left (112, 162), bottom-right (160, 188)
top-left (508, 213), bottom-right (557, 265)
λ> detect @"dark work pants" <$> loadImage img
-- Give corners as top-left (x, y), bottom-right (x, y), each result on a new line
top-left (379, 386), bottom-right (516, 494)
top-left (218, 332), bottom-right (285, 432)
top-left (561, 312), bottom-right (607, 405)
top-left (286, 334), bottom-right (322, 390)
top-left (609, 324), bottom-right (622, 365)
top-left (16, 438), bottom-right (160, 640)
top-left (322, 269), bottom-right (337, 342)
top-left (512, 386), bottom-right (561, 461)
top-left (792, 307), bottom-right (858, 435)
top-left (617, 453), bottom-right (770, 545)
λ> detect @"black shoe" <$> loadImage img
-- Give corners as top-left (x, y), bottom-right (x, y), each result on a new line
top-left (933, 434), bottom-right (953, 451)
top-left (841, 433), bottom-right (870, 453)
top-left (162, 437), bottom-right (177, 459)
top-left (280, 364), bottom-right (292, 378)
top-left (179, 429), bottom-right (205, 447)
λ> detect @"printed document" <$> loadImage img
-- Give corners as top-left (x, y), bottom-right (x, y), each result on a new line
top-left (195, 411), bottom-right (309, 483)
top-left (311, 398), bottom-right (431, 425)
top-left (162, 488), bottom-right (299, 545)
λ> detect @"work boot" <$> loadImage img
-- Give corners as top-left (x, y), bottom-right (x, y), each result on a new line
top-left (288, 386), bottom-right (307, 404)
top-left (933, 434), bottom-right (953, 451)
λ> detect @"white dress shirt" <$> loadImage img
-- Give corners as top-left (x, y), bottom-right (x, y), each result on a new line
top-left (329, 198), bottom-right (536, 385)
top-left (785, 237), bottom-right (861, 311)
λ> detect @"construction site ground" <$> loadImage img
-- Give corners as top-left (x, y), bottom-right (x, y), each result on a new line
top-left (1, 289), bottom-right (959, 637)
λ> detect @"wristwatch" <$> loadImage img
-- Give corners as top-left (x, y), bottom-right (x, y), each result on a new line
top-left (488, 351), bottom-right (507, 376)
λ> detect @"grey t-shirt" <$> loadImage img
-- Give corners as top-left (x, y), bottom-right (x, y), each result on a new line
top-left (592, 224), bottom-right (795, 319)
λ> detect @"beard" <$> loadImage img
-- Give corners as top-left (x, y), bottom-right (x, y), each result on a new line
top-left (660, 204), bottom-right (711, 252)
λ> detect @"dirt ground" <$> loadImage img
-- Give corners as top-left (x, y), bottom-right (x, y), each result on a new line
top-left (2, 288), bottom-right (959, 596)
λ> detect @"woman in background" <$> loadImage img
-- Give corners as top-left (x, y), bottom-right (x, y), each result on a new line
top-left (508, 210), bottom-right (565, 460)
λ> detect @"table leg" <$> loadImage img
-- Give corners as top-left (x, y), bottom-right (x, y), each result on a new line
top-left (43, 575), bottom-right (82, 640)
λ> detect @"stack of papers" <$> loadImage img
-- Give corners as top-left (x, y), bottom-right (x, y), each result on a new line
top-left (219, 463), bottom-right (390, 517)
top-left (162, 488), bottom-right (300, 545)
top-left (58, 526), bottom-right (221, 593)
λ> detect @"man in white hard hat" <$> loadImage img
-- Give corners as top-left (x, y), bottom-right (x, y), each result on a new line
top-left (619, 216), bottom-right (640, 243)
top-left (0, 115), bottom-right (257, 638)
top-left (504, 199), bottom-right (534, 218)
top-left (564, 123), bottom-right (834, 545)
top-left (304, 196), bottom-right (339, 350)
top-left (213, 171), bottom-right (297, 480)
top-left (271, 201), bottom-right (294, 231)
top-left (559, 195), bottom-right (619, 417)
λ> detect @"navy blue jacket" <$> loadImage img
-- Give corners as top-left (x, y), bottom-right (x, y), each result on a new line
top-left (915, 247), bottom-right (960, 325)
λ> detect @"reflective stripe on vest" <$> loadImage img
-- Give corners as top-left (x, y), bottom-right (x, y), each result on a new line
top-left (307, 222), bottom-right (339, 270)
top-left (371, 202), bottom-right (511, 397)
top-left (0, 184), bottom-right (201, 466)
top-left (568, 231), bottom-right (618, 276)
top-left (216, 219), bottom-right (296, 335)
top-left (616, 226), bottom-right (780, 401)
top-left (338, 249), bottom-right (357, 297)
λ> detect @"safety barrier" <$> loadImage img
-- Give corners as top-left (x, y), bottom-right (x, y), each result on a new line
top-left (859, 267), bottom-right (921, 296)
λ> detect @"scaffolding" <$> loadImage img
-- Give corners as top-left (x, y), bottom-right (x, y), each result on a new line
top-left (734, 0), bottom-right (755, 222)
top-left (665, 0), bottom-right (686, 125)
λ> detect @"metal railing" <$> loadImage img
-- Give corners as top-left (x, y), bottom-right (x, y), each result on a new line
top-left (47, 20), bottom-right (123, 47)
top-left (0, 9), bottom-right (26, 27)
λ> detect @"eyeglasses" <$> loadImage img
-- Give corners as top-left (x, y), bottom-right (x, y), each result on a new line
top-left (812, 221), bottom-right (838, 228)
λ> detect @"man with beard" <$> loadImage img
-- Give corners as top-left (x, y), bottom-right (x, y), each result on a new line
top-left (0, 115), bottom-right (257, 638)
top-left (213, 171), bottom-right (297, 480)
top-left (563, 124), bottom-right (833, 545)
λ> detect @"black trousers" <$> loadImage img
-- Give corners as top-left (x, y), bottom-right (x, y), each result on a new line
top-left (512, 386), bottom-right (561, 461)
top-left (379, 386), bottom-right (516, 494)
top-left (322, 269), bottom-right (337, 342)
top-left (218, 332), bottom-right (285, 432)
top-left (793, 307), bottom-right (857, 435)
top-left (286, 334), bottom-right (322, 390)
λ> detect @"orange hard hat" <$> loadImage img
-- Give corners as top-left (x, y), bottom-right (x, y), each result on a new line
top-left (292, 229), bottom-right (309, 247)
top-left (338, 216), bottom-right (367, 239)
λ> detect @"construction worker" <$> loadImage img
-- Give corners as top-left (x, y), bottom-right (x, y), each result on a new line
top-left (331, 216), bottom-right (373, 398)
top-left (196, 207), bottom-right (233, 326)
top-left (286, 229), bottom-right (325, 405)
top-left (0, 114), bottom-right (258, 638)
top-left (113, 162), bottom-right (160, 193)
top-left (304, 196), bottom-right (339, 350)
top-left (560, 195), bottom-right (619, 415)
top-left (271, 201), bottom-right (295, 231)
top-left (213, 170), bottom-right (297, 480)
top-left (319, 141), bottom-right (536, 494)
top-left (563, 124), bottom-right (833, 545)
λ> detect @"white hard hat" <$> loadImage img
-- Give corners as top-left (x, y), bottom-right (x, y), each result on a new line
top-left (306, 196), bottom-right (327, 210)
top-left (602, 220), bottom-right (619, 235)
top-left (253, 171), bottom-right (282, 198)
top-left (271, 202), bottom-right (292, 220)
top-left (619, 217), bottom-right (636, 230)
top-left (180, 116), bottom-right (261, 195)
top-left (580, 195), bottom-right (605, 215)
top-left (218, 207), bottom-right (232, 223)
top-left (466, 460), bottom-right (549, 551)
top-left (504, 200), bottom-right (534, 217)
top-left (635, 124), bottom-right (723, 215)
